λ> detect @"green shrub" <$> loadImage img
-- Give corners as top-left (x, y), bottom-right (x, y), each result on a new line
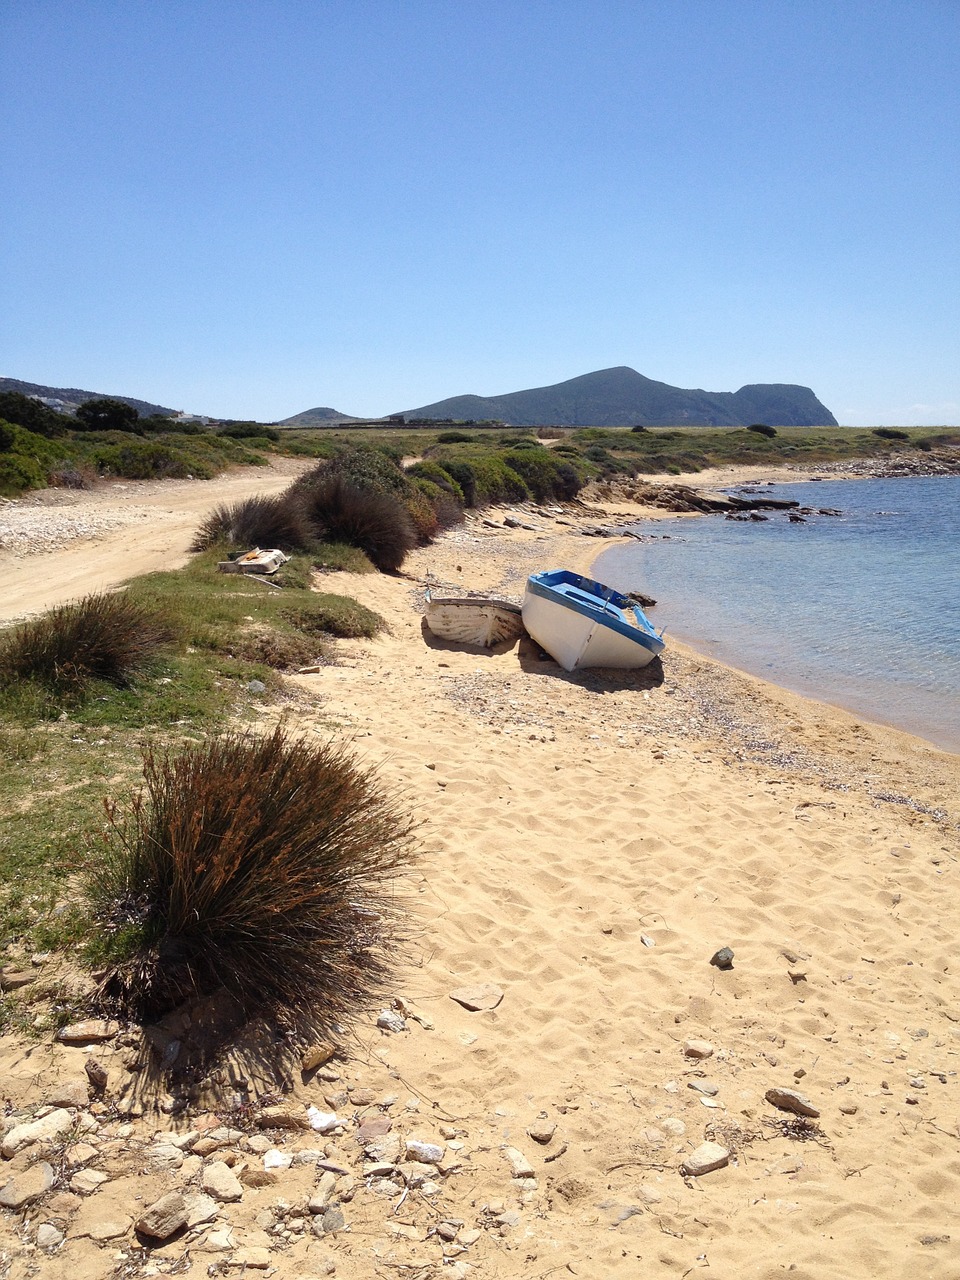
top-left (0, 593), bottom-right (172, 700)
top-left (85, 728), bottom-right (416, 1023)
top-left (405, 459), bottom-right (465, 505)
top-left (218, 422), bottom-right (281, 442)
top-left (410, 476), bottom-right (463, 531)
top-left (436, 455), bottom-right (529, 507)
top-left (0, 393), bottom-right (70, 438)
top-left (435, 430), bottom-right (476, 444)
top-left (299, 475), bottom-right (416, 572)
top-left (91, 440), bottom-right (216, 480)
top-left (0, 454), bottom-right (45, 495)
top-left (0, 421), bottom-right (14, 452)
top-left (192, 494), bottom-right (314, 553)
top-left (747, 423), bottom-right (778, 438)
top-left (502, 448), bottom-right (585, 501)
top-left (873, 427), bottom-right (909, 440)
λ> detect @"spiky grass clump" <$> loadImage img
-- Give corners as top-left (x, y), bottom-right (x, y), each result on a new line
top-left (87, 728), bottom-right (416, 1023)
top-left (191, 493), bottom-right (314, 553)
top-left (299, 475), bottom-right (416, 573)
top-left (0, 593), bottom-right (171, 698)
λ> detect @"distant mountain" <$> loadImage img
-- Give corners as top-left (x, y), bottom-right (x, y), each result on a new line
top-left (0, 377), bottom-right (176, 418)
top-left (279, 405), bottom-right (359, 427)
top-left (398, 366), bottom-right (838, 427)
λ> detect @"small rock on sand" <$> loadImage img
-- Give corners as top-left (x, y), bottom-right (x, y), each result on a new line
top-left (136, 1191), bottom-right (188, 1239)
top-left (765, 1087), bottom-right (820, 1118)
top-left (683, 1039), bottom-right (715, 1060)
top-left (681, 1142), bottom-right (730, 1177)
top-left (0, 1162), bottom-right (55, 1209)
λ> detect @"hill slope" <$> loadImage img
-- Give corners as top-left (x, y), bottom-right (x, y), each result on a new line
top-left (0, 377), bottom-right (176, 418)
top-left (279, 405), bottom-right (359, 427)
top-left (399, 366), bottom-right (838, 427)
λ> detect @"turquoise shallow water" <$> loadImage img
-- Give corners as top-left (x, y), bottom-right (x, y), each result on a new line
top-left (594, 475), bottom-right (960, 754)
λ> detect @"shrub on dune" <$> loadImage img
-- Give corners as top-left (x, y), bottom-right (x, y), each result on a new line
top-left (300, 475), bottom-right (416, 573)
top-left (0, 593), bottom-right (172, 698)
top-left (86, 728), bottom-right (416, 1023)
top-left (191, 493), bottom-right (314, 552)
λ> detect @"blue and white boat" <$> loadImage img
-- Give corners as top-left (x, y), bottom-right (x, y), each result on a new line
top-left (522, 569), bottom-right (665, 671)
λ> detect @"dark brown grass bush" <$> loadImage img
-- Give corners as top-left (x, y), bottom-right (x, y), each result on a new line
top-left (87, 728), bottom-right (417, 1022)
top-left (299, 475), bottom-right (416, 573)
top-left (0, 593), bottom-right (171, 697)
top-left (191, 493), bottom-right (314, 552)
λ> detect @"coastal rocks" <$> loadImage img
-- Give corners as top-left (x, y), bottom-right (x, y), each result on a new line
top-left (681, 1143), bottom-right (730, 1177)
top-left (765, 1087), bottom-right (820, 1118)
top-left (449, 983), bottom-right (504, 1011)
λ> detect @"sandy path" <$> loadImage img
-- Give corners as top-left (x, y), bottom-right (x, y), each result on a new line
top-left (0, 458), bottom-right (309, 622)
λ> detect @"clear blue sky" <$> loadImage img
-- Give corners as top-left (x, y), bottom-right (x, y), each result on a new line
top-left (2, 1), bottom-right (958, 424)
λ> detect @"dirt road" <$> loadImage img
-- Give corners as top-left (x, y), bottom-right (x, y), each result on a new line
top-left (0, 458), bottom-right (309, 623)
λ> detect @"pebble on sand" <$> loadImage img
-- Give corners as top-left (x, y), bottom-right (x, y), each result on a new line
top-left (764, 1087), bottom-right (821, 1118)
top-left (681, 1142), bottom-right (730, 1177)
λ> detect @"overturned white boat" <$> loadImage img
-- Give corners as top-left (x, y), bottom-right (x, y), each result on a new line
top-left (424, 589), bottom-right (525, 648)
top-left (522, 568), bottom-right (665, 671)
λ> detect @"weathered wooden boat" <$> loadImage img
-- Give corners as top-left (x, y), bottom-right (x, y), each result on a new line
top-left (423, 589), bottom-right (525, 648)
top-left (522, 568), bottom-right (665, 671)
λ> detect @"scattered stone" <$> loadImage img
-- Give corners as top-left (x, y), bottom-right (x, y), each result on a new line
top-left (84, 1058), bottom-right (109, 1093)
top-left (0, 1162), bottom-right (55, 1209)
top-left (365, 1134), bottom-right (402, 1163)
top-left (683, 1039), bottom-right (715, 1060)
top-left (502, 1146), bottom-right (535, 1178)
top-left (449, 983), bottom-right (504, 1012)
top-left (264, 1148), bottom-right (292, 1170)
top-left (662, 1118), bottom-right (686, 1137)
top-left (258, 1105), bottom-right (309, 1130)
top-left (232, 1246), bottom-right (271, 1268)
top-left (36, 1223), bottom-right (64, 1250)
top-left (688, 1080), bottom-right (719, 1096)
top-left (247, 679), bottom-right (267, 694)
top-left (184, 1193), bottom-right (220, 1227)
top-left (356, 1115), bottom-right (392, 1142)
top-left (135, 1190), bottom-right (188, 1240)
top-left (376, 1009), bottom-right (406, 1033)
top-left (839, 1103), bottom-right (858, 1116)
top-left (2, 1108), bottom-right (74, 1157)
top-left (710, 947), bottom-right (735, 970)
top-left (765, 1087), bottom-right (820, 1118)
top-left (44, 1079), bottom-right (89, 1109)
top-left (202, 1160), bottom-right (243, 1202)
top-left (148, 1143), bottom-right (184, 1172)
top-left (321, 1205), bottom-right (345, 1234)
top-left (56, 1019), bottom-right (119, 1045)
top-left (681, 1142), bottom-right (730, 1177)
top-left (527, 1118), bottom-right (556, 1144)
top-left (307, 1106), bottom-right (340, 1133)
top-left (0, 969), bottom-right (35, 992)
top-left (302, 1043), bottom-right (337, 1072)
top-left (70, 1169), bottom-right (109, 1194)
top-left (88, 1215), bottom-right (133, 1241)
top-left (406, 1139), bottom-right (445, 1165)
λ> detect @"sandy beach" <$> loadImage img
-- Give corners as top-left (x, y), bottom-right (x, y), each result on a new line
top-left (1, 469), bottom-right (959, 1278)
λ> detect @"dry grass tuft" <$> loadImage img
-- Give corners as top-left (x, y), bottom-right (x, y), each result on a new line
top-left (191, 493), bottom-right (314, 553)
top-left (0, 593), bottom-right (171, 698)
top-left (86, 727), bottom-right (417, 1023)
top-left (298, 475), bottom-right (417, 573)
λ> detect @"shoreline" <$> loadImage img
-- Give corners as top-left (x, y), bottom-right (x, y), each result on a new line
top-left (2, 479), bottom-right (960, 1275)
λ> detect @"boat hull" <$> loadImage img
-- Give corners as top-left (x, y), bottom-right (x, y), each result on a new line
top-left (424, 593), bottom-right (525, 648)
top-left (522, 569), bottom-right (664, 671)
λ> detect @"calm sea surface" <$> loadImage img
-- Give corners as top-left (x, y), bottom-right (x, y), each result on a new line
top-left (594, 475), bottom-right (960, 754)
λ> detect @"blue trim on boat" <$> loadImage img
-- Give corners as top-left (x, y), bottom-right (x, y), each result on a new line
top-left (526, 569), bottom-right (664, 655)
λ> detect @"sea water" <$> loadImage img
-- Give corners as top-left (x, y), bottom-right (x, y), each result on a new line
top-left (594, 475), bottom-right (960, 753)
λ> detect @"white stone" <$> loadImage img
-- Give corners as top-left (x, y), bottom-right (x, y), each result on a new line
top-left (502, 1146), bottom-right (535, 1178)
top-left (201, 1161), bottom-right (243, 1203)
top-left (2, 1108), bottom-right (74, 1157)
top-left (406, 1139), bottom-right (445, 1165)
top-left (681, 1142), bottom-right (730, 1177)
